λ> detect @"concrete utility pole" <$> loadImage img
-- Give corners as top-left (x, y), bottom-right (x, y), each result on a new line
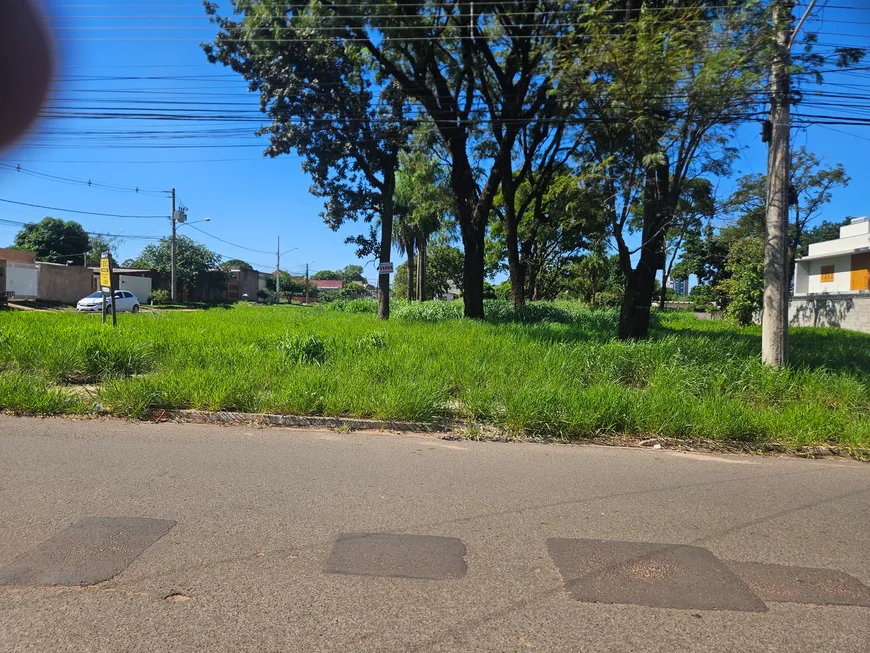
top-left (170, 188), bottom-right (177, 303)
top-left (762, 0), bottom-right (794, 367)
top-left (304, 263), bottom-right (309, 304)
top-left (276, 235), bottom-right (280, 301)
top-left (761, 0), bottom-right (817, 367)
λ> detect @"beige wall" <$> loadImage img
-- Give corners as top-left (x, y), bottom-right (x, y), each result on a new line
top-left (0, 248), bottom-right (36, 264)
top-left (37, 263), bottom-right (93, 304)
top-left (789, 295), bottom-right (870, 334)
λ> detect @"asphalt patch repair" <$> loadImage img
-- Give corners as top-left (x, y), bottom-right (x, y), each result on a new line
top-left (725, 560), bottom-right (870, 607)
top-left (547, 538), bottom-right (768, 612)
top-left (324, 533), bottom-right (467, 580)
top-left (0, 517), bottom-right (175, 587)
top-left (547, 538), bottom-right (870, 612)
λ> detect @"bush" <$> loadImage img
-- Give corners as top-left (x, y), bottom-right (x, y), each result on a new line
top-left (340, 282), bottom-right (367, 299)
top-left (689, 284), bottom-right (716, 312)
top-left (492, 281), bottom-right (512, 301)
top-left (319, 289), bottom-right (340, 303)
top-left (277, 334), bottom-right (327, 365)
top-left (151, 289), bottom-right (170, 305)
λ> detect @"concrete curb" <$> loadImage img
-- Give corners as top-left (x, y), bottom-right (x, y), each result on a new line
top-left (153, 409), bottom-right (451, 433)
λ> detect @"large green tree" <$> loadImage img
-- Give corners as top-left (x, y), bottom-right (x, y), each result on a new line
top-left (204, 0), bottom-right (411, 320)
top-left (312, 265), bottom-right (366, 284)
top-left (566, 2), bottom-right (767, 339)
top-left (282, 1), bottom-right (580, 318)
top-left (132, 236), bottom-right (226, 297)
top-left (220, 259), bottom-right (253, 271)
top-left (13, 217), bottom-right (89, 264)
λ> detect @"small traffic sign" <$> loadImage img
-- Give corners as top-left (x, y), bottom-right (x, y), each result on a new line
top-left (378, 262), bottom-right (394, 274)
top-left (99, 257), bottom-right (111, 288)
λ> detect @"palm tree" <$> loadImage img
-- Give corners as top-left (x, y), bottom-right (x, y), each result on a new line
top-left (393, 147), bottom-right (451, 300)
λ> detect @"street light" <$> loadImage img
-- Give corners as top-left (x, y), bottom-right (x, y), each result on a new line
top-left (170, 208), bottom-right (210, 302)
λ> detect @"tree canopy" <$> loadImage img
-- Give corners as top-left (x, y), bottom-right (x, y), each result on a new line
top-left (13, 217), bottom-right (89, 264)
top-left (132, 236), bottom-right (226, 294)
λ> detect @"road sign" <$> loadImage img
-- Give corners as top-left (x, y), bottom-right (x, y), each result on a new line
top-left (378, 262), bottom-right (394, 274)
top-left (99, 257), bottom-right (111, 290)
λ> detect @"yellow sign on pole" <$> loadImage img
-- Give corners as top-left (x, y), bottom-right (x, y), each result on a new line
top-left (100, 257), bottom-right (111, 289)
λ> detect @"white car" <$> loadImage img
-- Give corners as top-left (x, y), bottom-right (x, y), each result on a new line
top-left (76, 291), bottom-right (141, 314)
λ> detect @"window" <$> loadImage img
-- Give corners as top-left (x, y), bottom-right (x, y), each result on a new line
top-left (820, 265), bottom-right (835, 283)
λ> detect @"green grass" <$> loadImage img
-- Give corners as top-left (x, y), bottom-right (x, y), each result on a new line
top-left (1, 300), bottom-right (869, 452)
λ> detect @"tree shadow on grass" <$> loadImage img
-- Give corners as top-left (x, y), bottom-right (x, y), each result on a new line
top-left (507, 309), bottom-right (870, 378)
top-left (654, 319), bottom-right (870, 378)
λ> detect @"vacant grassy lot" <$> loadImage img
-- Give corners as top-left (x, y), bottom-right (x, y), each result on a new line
top-left (1, 301), bottom-right (869, 451)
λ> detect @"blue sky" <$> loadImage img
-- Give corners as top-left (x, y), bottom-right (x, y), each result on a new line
top-left (1, 2), bottom-right (869, 283)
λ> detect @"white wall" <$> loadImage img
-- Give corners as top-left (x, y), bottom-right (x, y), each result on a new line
top-left (838, 218), bottom-right (870, 239)
top-left (117, 275), bottom-right (152, 303)
top-left (6, 262), bottom-right (38, 297)
top-left (794, 260), bottom-right (810, 295)
top-left (807, 233), bottom-right (870, 257)
top-left (805, 254), bottom-right (853, 294)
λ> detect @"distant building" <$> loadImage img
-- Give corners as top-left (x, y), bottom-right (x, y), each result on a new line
top-left (669, 277), bottom-right (688, 296)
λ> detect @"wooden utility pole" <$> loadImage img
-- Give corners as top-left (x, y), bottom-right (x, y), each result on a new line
top-left (304, 263), bottom-right (309, 304)
top-left (276, 235), bottom-right (280, 301)
top-left (762, 0), bottom-right (793, 367)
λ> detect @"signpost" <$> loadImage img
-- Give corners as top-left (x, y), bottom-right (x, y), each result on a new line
top-left (100, 253), bottom-right (117, 327)
top-left (378, 262), bottom-right (394, 275)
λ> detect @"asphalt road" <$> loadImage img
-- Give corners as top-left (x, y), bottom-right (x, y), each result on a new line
top-left (0, 417), bottom-right (868, 652)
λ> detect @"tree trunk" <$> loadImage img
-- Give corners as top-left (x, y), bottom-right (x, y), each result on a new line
top-left (446, 127), bottom-right (506, 319)
top-left (619, 269), bottom-right (657, 339)
top-left (526, 264), bottom-right (537, 302)
top-left (449, 135), bottom-right (486, 318)
top-left (461, 229), bottom-right (486, 317)
top-left (501, 171), bottom-right (525, 309)
top-left (406, 240), bottom-right (415, 302)
top-left (659, 267), bottom-right (668, 310)
top-left (378, 169), bottom-right (395, 320)
top-left (417, 234), bottom-right (428, 301)
top-left (591, 268), bottom-right (598, 308)
top-left (619, 167), bottom-right (666, 339)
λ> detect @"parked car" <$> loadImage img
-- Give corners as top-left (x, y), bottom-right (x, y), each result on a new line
top-left (76, 290), bottom-right (141, 314)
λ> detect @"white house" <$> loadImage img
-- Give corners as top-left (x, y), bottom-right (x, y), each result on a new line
top-left (793, 216), bottom-right (870, 296)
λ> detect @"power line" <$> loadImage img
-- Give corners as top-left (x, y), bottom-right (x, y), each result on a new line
top-left (0, 198), bottom-right (167, 219)
top-left (0, 163), bottom-right (170, 196)
top-left (184, 223), bottom-right (274, 255)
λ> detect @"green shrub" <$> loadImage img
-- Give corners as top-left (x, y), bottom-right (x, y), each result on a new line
top-left (689, 284), bottom-right (716, 312)
top-left (277, 334), bottom-right (327, 365)
top-left (151, 289), bottom-right (170, 305)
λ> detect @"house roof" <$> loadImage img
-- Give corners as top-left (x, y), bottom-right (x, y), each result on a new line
top-left (312, 279), bottom-right (343, 289)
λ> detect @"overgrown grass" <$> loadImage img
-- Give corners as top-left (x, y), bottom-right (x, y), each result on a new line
top-left (1, 302), bottom-right (868, 451)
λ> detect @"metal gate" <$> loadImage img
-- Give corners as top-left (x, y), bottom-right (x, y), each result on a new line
top-left (6, 262), bottom-right (39, 298)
